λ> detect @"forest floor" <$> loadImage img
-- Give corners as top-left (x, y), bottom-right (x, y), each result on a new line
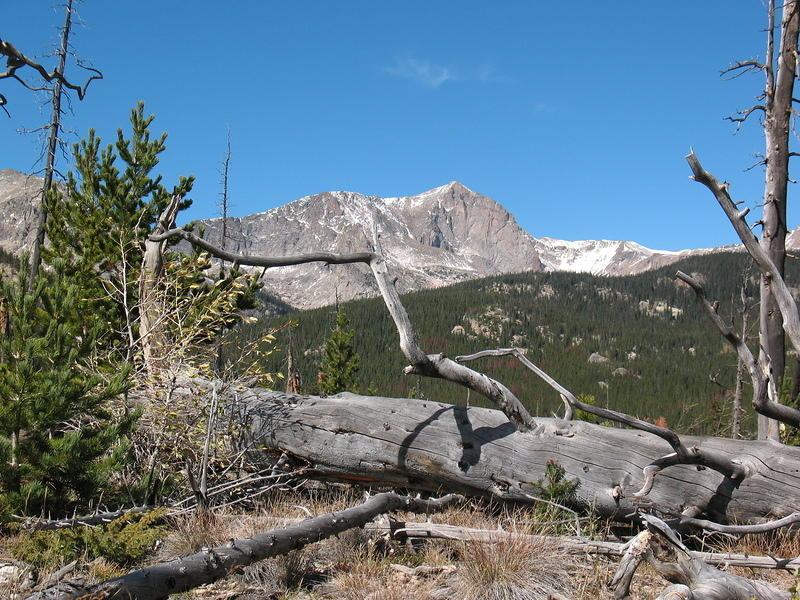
top-left (0, 485), bottom-right (796, 599)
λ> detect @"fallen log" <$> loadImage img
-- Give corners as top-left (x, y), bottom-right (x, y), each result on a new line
top-left (158, 222), bottom-right (800, 533)
top-left (24, 492), bottom-right (459, 600)
top-left (366, 520), bottom-right (800, 570)
top-left (235, 389), bottom-right (800, 524)
top-left (14, 507), bottom-right (154, 532)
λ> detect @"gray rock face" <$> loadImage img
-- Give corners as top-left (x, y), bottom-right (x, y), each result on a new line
top-left (0, 169), bottom-right (43, 255)
top-left (1, 168), bottom-right (791, 310)
top-left (192, 181), bottom-right (545, 309)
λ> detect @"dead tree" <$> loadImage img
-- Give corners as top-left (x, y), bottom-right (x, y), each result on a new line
top-left (217, 127), bottom-right (232, 275)
top-left (1, 2), bottom-right (103, 285)
top-left (723, 0), bottom-right (800, 440)
top-left (139, 195), bottom-right (183, 374)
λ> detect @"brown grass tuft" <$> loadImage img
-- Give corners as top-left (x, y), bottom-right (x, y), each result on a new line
top-left (449, 534), bottom-right (575, 600)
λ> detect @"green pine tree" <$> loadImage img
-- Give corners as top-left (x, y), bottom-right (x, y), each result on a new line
top-left (42, 102), bottom-right (194, 360)
top-left (317, 308), bottom-right (360, 395)
top-left (0, 263), bottom-right (135, 517)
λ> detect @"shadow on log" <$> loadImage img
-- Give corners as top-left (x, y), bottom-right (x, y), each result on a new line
top-left (234, 389), bottom-right (800, 524)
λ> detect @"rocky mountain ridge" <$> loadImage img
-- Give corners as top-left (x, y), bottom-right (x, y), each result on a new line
top-left (0, 168), bottom-right (761, 309)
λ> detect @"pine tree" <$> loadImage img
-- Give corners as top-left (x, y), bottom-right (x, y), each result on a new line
top-left (317, 309), bottom-right (360, 395)
top-left (0, 263), bottom-right (134, 517)
top-left (43, 102), bottom-right (194, 361)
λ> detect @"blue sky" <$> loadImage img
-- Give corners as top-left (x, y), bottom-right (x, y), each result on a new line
top-left (1, 1), bottom-right (783, 250)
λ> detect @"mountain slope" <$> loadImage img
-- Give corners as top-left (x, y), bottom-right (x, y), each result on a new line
top-left (0, 168), bottom-right (773, 309)
top-left (191, 181), bottom-right (546, 308)
top-left (191, 180), bottom-right (742, 309)
top-left (0, 169), bottom-right (43, 255)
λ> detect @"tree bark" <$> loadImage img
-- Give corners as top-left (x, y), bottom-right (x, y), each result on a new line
top-left (758, 0), bottom-right (799, 441)
top-left (138, 195), bottom-right (182, 374)
top-left (234, 389), bottom-right (800, 524)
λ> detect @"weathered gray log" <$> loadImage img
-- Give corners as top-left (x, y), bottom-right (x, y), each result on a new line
top-left (25, 492), bottom-right (459, 600)
top-left (366, 520), bottom-right (800, 570)
top-left (235, 389), bottom-right (800, 524)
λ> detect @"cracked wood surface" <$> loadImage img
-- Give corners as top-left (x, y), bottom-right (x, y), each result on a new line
top-left (237, 390), bottom-right (800, 523)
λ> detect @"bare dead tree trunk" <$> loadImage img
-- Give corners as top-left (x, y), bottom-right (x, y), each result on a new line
top-left (721, 1), bottom-right (800, 440)
top-left (758, 1), bottom-right (797, 440)
top-left (26, 492), bottom-right (459, 600)
top-left (27, 0), bottom-right (74, 288)
top-left (217, 127), bottom-right (232, 276)
top-left (235, 389), bottom-right (800, 524)
top-left (285, 330), bottom-right (301, 393)
top-left (139, 195), bottom-right (182, 374)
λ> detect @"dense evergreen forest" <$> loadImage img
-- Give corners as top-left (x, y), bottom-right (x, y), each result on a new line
top-left (228, 251), bottom-right (799, 436)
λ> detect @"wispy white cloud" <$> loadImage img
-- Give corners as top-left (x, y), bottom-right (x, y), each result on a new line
top-left (384, 58), bottom-right (456, 88)
top-left (476, 63), bottom-right (506, 84)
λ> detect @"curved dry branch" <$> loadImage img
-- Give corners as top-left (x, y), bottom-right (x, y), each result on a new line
top-left (677, 270), bottom-right (800, 428)
top-left (456, 347), bottom-right (749, 498)
top-left (724, 105), bottom-right (767, 130)
top-left (676, 510), bottom-right (800, 535)
top-left (720, 59), bottom-right (767, 80)
top-left (26, 492), bottom-right (461, 600)
top-left (0, 38), bottom-right (102, 102)
top-left (151, 228), bottom-right (536, 431)
top-left (686, 151), bottom-right (800, 359)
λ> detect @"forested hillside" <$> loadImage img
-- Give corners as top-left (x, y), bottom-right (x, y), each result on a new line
top-left (232, 251), bottom-right (796, 436)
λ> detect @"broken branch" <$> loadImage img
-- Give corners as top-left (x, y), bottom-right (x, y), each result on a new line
top-left (456, 347), bottom-right (748, 497)
top-left (677, 270), bottom-right (800, 427)
top-left (0, 38), bottom-right (101, 104)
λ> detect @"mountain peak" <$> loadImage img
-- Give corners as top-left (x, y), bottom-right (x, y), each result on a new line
top-left (425, 180), bottom-right (474, 196)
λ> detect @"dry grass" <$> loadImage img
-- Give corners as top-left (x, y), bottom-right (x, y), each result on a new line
top-left (449, 535), bottom-right (576, 600)
top-left (320, 548), bottom-right (445, 600)
top-left (4, 486), bottom-right (800, 600)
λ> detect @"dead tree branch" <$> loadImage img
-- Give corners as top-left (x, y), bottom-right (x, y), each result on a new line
top-left (456, 348), bottom-right (748, 498)
top-left (366, 519), bottom-right (800, 571)
top-left (0, 38), bottom-right (101, 104)
top-left (675, 510), bottom-right (800, 535)
top-left (676, 269), bottom-right (800, 427)
top-left (150, 227), bottom-right (536, 431)
top-left (724, 105), bottom-right (767, 130)
top-left (26, 492), bottom-right (460, 600)
top-left (636, 514), bottom-right (791, 599)
top-left (720, 59), bottom-right (767, 80)
top-left (14, 507), bottom-right (154, 532)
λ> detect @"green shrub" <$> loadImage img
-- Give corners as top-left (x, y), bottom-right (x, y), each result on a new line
top-left (11, 509), bottom-right (168, 568)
